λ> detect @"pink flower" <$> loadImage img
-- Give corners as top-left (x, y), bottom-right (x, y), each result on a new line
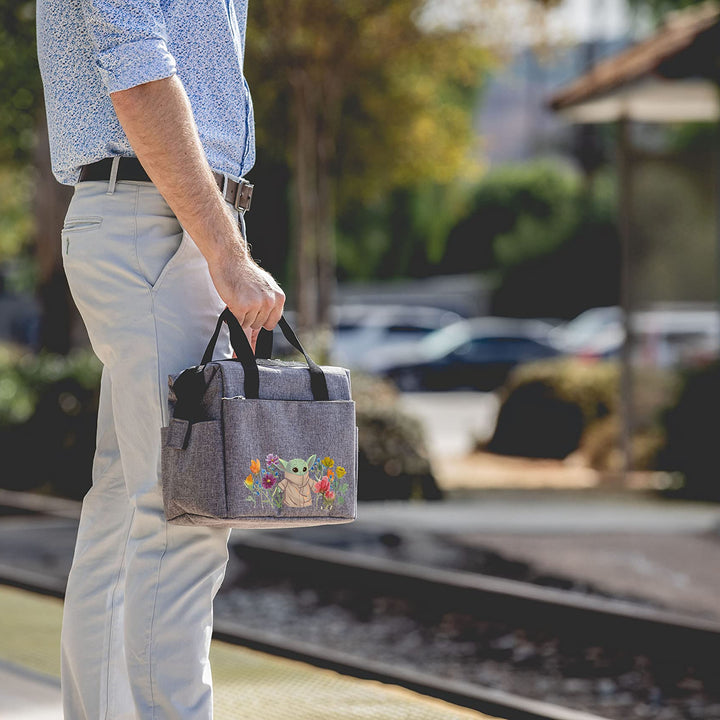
top-left (261, 473), bottom-right (276, 489)
top-left (314, 477), bottom-right (330, 494)
top-left (325, 490), bottom-right (335, 502)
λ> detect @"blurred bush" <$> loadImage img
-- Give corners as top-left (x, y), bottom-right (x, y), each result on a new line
top-left (655, 360), bottom-right (720, 501)
top-left (436, 162), bottom-right (621, 319)
top-left (0, 346), bottom-right (441, 502)
top-left (0, 343), bottom-right (101, 498)
top-left (352, 373), bottom-right (442, 501)
top-left (485, 357), bottom-right (618, 459)
top-left (484, 357), bottom-right (675, 472)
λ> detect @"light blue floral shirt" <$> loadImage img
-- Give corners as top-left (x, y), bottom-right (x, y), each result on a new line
top-left (36, 0), bottom-right (255, 185)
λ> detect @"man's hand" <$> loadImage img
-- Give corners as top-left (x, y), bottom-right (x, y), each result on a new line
top-left (206, 241), bottom-right (285, 350)
top-left (110, 75), bottom-right (285, 346)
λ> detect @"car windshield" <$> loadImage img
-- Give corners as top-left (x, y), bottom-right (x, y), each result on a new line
top-left (418, 323), bottom-right (471, 358)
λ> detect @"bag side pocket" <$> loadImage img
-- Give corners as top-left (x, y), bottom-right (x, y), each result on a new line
top-left (161, 420), bottom-right (226, 521)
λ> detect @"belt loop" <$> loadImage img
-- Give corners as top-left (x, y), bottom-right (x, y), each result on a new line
top-left (106, 156), bottom-right (120, 195)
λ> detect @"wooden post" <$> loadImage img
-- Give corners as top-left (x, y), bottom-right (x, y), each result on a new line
top-left (617, 116), bottom-right (634, 478)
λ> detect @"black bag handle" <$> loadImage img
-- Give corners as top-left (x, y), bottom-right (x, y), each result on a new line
top-left (255, 327), bottom-right (273, 359)
top-left (201, 307), bottom-right (329, 400)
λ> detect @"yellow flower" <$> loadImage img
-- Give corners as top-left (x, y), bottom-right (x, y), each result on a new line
top-left (336, 466), bottom-right (346, 478)
top-left (250, 459), bottom-right (261, 474)
top-left (244, 474), bottom-right (254, 488)
top-left (322, 457), bottom-right (334, 468)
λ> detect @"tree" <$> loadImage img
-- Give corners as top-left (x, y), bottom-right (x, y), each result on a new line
top-left (246, 0), bottom-right (496, 333)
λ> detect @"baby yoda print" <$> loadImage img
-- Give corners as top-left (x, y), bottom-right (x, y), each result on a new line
top-left (276, 455), bottom-right (316, 508)
top-left (244, 453), bottom-right (349, 512)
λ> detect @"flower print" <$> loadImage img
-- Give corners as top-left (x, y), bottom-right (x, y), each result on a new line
top-left (261, 472), bottom-right (276, 489)
top-left (336, 466), bottom-right (346, 478)
top-left (325, 490), bottom-right (335, 502)
top-left (265, 453), bottom-right (279, 467)
top-left (314, 477), bottom-right (330, 494)
top-left (327, 468), bottom-right (335, 480)
top-left (250, 459), bottom-right (261, 474)
top-left (322, 457), bottom-right (334, 468)
top-left (244, 474), bottom-right (254, 488)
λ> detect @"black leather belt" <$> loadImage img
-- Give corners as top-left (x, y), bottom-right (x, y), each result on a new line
top-left (78, 157), bottom-right (253, 213)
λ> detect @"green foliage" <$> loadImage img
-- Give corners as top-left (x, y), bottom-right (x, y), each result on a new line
top-left (351, 373), bottom-right (442, 500)
top-left (0, 344), bottom-right (101, 427)
top-left (0, 1), bottom-right (41, 164)
top-left (486, 357), bottom-right (620, 459)
top-left (505, 357), bottom-right (620, 424)
top-left (335, 177), bottom-right (478, 280)
top-left (626, 0), bottom-right (710, 22)
top-left (488, 356), bottom-right (680, 472)
top-left (0, 165), bottom-right (33, 263)
top-left (246, 0), bottom-right (488, 205)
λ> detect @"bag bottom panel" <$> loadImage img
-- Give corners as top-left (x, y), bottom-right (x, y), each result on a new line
top-left (166, 513), bottom-right (356, 529)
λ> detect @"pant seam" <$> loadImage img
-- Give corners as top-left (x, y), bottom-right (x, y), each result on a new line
top-left (132, 185), bottom-right (141, 279)
top-left (104, 505), bottom-right (135, 720)
top-left (148, 288), bottom-right (169, 719)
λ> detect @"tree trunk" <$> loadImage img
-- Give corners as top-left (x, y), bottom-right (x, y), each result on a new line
top-left (315, 76), bottom-right (342, 330)
top-left (291, 71), bottom-right (320, 333)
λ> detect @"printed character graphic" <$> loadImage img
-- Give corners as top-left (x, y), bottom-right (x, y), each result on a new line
top-left (276, 455), bottom-right (316, 508)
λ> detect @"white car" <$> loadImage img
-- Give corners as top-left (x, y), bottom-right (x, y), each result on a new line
top-left (330, 304), bottom-right (463, 371)
top-left (548, 305), bottom-right (720, 367)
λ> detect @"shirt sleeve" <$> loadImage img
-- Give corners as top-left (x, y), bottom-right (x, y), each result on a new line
top-left (79, 0), bottom-right (177, 94)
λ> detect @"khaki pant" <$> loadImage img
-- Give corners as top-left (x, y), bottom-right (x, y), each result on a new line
top-left (60, 178), bottom-right (240, 719)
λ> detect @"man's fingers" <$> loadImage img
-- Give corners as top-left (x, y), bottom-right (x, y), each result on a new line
top-left (241, 323), bottom-right (259, 353)
top-left (264, 302), bottom-right (284, 331)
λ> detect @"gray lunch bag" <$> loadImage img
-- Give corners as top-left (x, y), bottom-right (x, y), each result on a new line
top-left (160, 308), bottom-right (358, 528)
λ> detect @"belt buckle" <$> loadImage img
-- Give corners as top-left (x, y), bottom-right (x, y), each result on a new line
top-left (234, 179), bottom-right (253, 214)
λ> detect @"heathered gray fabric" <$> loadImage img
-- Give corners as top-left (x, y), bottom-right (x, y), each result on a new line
top-left (161, 358), bottom-right (358, 528)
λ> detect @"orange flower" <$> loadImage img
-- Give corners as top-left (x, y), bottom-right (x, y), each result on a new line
top-left (250, 459), bottom-right (261, 474)
top-left (244, 475), bottom-right (254, 488)
top-left (327, 468), bottom-right (335, 479)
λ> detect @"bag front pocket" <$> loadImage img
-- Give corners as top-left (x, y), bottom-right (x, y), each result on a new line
top-left (222, 397), bottom-right (357, 519)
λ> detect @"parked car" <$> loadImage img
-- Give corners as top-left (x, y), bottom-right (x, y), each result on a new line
top-left (330, 304), bottom-right (463, 370)
top-left (369, 317), bottom-right (561, 391)
top-left (548, 305), bottom-right (720, 367)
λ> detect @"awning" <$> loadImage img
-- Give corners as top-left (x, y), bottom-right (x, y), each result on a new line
top-left (550, 4), bottom-right (720, 123)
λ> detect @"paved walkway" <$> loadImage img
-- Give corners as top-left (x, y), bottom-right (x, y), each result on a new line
top-left (0, 584), bottom-right (493, 720)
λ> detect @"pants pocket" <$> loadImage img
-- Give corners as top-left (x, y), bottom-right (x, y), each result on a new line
top-left (63, 216), bottom-right (104, 232)
top-left (135, 220), bottom-right (189, 291)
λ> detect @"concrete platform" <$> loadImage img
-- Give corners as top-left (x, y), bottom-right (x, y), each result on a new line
top-left (0, 585), bottom-right (493, 720)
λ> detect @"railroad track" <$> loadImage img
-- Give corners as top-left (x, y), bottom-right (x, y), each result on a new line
top-left (3, 489), bottom-right (719, 720)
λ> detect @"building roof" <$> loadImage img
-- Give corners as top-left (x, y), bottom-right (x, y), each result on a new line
top-left (550, 3), bottom-right (720, 114)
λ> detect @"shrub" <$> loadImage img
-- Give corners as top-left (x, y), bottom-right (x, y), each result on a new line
top-left (486, 356), bottom-right (682, 473)
top-left (656, 360), bottom-right (720, 501)
top-left (352, 373), bottom-right (442, 501)
top-left (485, 357), bottom-right (618, 459)
top-left (0, 344), bottom-right (101, 498)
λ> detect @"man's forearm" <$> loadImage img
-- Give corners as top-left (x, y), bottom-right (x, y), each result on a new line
top-left (110, 75), bottom-right (246, 265)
